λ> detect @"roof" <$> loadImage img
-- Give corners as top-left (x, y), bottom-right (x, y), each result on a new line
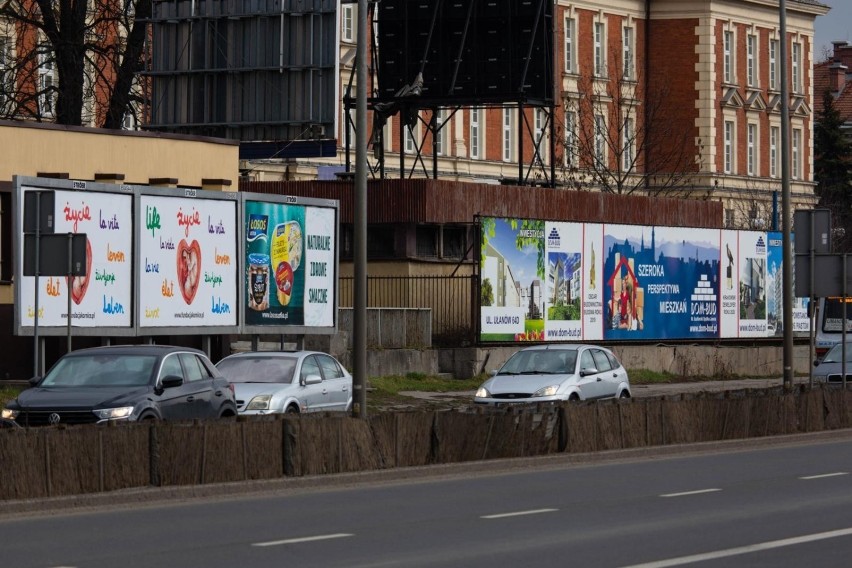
top-left (813, 61), bottom-right (852, 123)
top-left (68, 345), bottom-right (206, 357)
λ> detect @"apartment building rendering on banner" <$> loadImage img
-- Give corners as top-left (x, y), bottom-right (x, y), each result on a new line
top-left (252, 0), bottom-right (831, 231)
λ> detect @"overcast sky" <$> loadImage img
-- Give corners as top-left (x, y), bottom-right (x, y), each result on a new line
top-left (814, 0), bottom-right (851, 60)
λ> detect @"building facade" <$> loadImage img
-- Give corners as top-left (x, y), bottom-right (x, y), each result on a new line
top-left (246, 0), bottom-right (830, 231)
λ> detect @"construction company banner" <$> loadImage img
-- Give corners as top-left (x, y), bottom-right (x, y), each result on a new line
top-left (138, 194), bottom-right (238, 328)
top-left (479, 216), bottom-right (808, 343)
top-left (243, 199), bottom-right (337, 328)
top-left (767, 231), bottom-right (810, 335)
top-left (18, 188), bottom-right (133, 329)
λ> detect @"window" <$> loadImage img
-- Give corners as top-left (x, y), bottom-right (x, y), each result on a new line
top-left (623, 117), bottom-right (634, 171)
top-left (534, 108), bottom-right (546, 163)
top-left (769, 39), bottom-right (778, 90)
top-left (38, 49), bottom-right (56, 117)
top-left (179, 353), bottom-right (209, 382)
top-left (792, 42), bottom-right (801, 93)
top-left (435, 109), bottom-right (447, 156)
top-left (159, 355), bottom-right (184, 382)
top-left (564, 110), bottom-right (577, 167)
top-left (580, 350), bottom-right (595, 371)
top-left (342, 106), bottom-right (355, 147)
top-left (404, 119), bottom-right (418, 154)
top-left (724, 120), bottom-right (734, 174)
top-left (442, 226), bottom-right (468, 259)
top-left (594, 22), bottom-right (606, 77)
top-left (0, 36), bottom-right (11, 106)
top-left (595, 114), bottom-right (606, 165)
top-left (792, 128), bottom-right (801, 180)
top-left (747, 124), bottom-right (756, 176)
top-left (725, 208), bottom-right (735, 228)
top-left (470, 108), bottom-right (481, 159)
top-left (770, 126), bottom-right (779, 178)
top-left (342, 5), bottom-right (354, 42)
top-left (591, 349), bottom-right (613, 372)
top-left (747, 34), bottom-right (757, 87)
top-left (416, 225), bottom-right (439, 258)
top-left (300, 356), bottom-right (322, 383)
top-left (503, 107), bottom-right (515, 162)
top-left (623, 26), bottom-right (634, 79)
top-left (723, 30), bottom-right (734, 84)
top-left (317, 355), bottom-right (344, 380)
top-left (564, 17), bottom-right (576, 73)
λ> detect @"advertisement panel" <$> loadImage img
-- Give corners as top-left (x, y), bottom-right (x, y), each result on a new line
top-left (17, 186), bottom-right (133, 331)
top-left (138, 193), bottom-right (238, 329)
top-left (767, 231), bottom-right (810, 335)
top-left (602, 225), bottom-right (720, 340)
top-left (243, 199), bottom-right (337, 328)
top-left (581, 224), bottom-right (605, 341)
top-left (480, 218), bottom-right (545, 342)
top-left (719, 230), bottom-right (740, 338)
top-left (737, 231), bottom-right (769, 337)
top-left (543, 221), bottom-right (584, 341)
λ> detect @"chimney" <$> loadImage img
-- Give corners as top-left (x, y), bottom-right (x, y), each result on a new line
top-left (833, 41), bottom-right (852, 69)
top-left (829, 62), bottom-right (847, 94)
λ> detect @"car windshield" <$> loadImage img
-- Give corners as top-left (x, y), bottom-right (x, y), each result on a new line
top-left (217, 356), bottom-right (297, 384)
top-left (499, 350), bottom-right (577, 375)
top-left (822, 344), bottom-right (852, 364)
top-left (41, 354), bottom-right (157, 387)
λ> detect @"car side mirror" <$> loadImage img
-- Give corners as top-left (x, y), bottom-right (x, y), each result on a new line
top-left (489, 369), bottom-right (498, 377)
top-left (28, 376), bottom-right (42, 387)
top-left (301, 374), bottom-right (322, 386)
top-left (813, 359), bottom-right (820, 367)
top-left (580, 367), bottom-right (598, 377)
top-left (160, 375), bottom-right (184, 389)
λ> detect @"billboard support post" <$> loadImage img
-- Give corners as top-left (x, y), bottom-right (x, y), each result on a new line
top-left (33, 191), bottom-right (41, 376)
top-left (66, 233), bottom-right (72, 353)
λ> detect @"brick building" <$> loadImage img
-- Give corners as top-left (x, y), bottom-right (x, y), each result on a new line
top-left (248, 0), bottom-right (830, 230)
top-left (815, 40), bottom-right (852, 135)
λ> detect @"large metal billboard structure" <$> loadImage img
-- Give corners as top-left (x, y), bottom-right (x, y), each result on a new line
top-left (146, 0), bottom-right (339, 159)
top-left (13, 177), bottom-right (339, 338)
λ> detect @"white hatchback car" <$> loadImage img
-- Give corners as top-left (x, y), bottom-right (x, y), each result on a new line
top-left (216, 351), bottom-right (352, 414)
top-left (474, 344), bottom-right (631, 405)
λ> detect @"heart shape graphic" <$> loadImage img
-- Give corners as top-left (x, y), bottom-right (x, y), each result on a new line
top-left (67, 238), bottom-right (93, 305)
top-left (176, 239), bottom-right (202, 305)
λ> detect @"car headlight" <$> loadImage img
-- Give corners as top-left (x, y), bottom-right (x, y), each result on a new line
top-left (1, 408), bottom-right (18, 420)
top-left (246, 395), bottom-right (272, 410)
top-left (532, 385), bottom-right (559, 397)
top-left (475, 386), bottom-right (491, 398)
top-left (94, 406), bottom-right (134, 420)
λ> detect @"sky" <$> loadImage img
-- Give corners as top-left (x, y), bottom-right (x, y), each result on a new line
top-left (814, 0), bottom-right (851, 60)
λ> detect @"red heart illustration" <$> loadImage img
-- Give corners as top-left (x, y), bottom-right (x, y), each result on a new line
top-left (176, 239), bottom-right (202, 305)
top-left (67, 238), bottom-right (92, 305)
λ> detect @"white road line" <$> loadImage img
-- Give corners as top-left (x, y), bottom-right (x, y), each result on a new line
top-left (619, 527), bottom-right (852, 568)
top-left (799, 472), bottom-right (849, 480)
top-left (480, 508), bottom-right (558, 519)
top-left (659, 488), bottom-right (722, 498)
top-left (252, 533), bottom-right (354, 547)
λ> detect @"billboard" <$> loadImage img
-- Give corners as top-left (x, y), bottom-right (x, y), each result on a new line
top-left (137, 191), bottom-right (239, 330)
top-left (479, 216), bottom-right (808, 343)
top-left (15, 182), bottom-right (134, 334)
top-left (242, 195), bottom-right (338, 333)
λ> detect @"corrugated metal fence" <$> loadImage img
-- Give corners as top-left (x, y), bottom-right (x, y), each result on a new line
top-left (339, 275), bottom-right (475, 346)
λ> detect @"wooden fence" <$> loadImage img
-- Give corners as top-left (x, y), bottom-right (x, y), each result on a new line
top-left (0, 385), bottom-right (847, 501)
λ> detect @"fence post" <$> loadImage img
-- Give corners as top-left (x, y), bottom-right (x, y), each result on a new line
top-left (44, 430), bottom-right (52, 497)
top-left (283, 418), bottom-right (296, 477)
top-left (99, 430), bottom-right (105, 492)
top-left (149, 423), bottom-right (160, 487)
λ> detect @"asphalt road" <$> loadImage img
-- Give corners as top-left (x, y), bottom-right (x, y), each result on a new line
top-left (4, 430), bottom-right (852, 568)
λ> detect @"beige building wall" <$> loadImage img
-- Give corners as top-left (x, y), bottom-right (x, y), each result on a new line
top-left (0, 121), bottom-right (239, 189)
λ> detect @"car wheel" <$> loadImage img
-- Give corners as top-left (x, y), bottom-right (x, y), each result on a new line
top-left (139, 412), bottom-right (158, 421)
top-left (619, 390), bottom-right (631, 399)
top-left (568, 393), bottom-right (581, 403)
top-left (218, 408), bottom-right (236, 420)
top-left (285, 404), bottom-right (300, 414)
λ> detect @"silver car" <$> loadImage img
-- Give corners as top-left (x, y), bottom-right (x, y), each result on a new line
top-left (216, 351), bottom-right (352, 414)
top-left (813, 342), bottom-right (852, 384)
top-left (474, 344), bottom-right (631, 405)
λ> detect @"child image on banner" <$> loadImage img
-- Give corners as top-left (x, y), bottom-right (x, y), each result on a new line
top-left (607, 258), bottom-right (642, 331)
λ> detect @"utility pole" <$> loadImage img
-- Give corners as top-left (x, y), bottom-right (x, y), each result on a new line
top-left (780, 0), bottom-right (794, 389)
top-left (353, 0), bottom-right (368, 418)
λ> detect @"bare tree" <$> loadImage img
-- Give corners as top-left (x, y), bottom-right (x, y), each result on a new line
top-left (0, 0), bottom-right (150, 127)
top-left (722, 178), bottom-right (779, 231)
top-left (557, 56), bottom-right (703, 196)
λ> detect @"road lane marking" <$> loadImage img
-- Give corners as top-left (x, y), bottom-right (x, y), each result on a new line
top-left (619, 527), bottom-right (852, 568)
top-left (481, 508), bottom-right (558, 519)
top-left (252, 533), bottom-right (354, 547)
top-left (799, 472), bottom-right (849, 480)
top-left (659, 488), bottom-right (721, 498)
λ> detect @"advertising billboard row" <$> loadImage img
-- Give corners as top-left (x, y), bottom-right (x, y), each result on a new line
top-left (480, 217), bottom-right (808, 343)
top-left (15, 178), bottom-right (338, 336)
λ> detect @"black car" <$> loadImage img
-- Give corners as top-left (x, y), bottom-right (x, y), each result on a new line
top-left (1, 345), bottom-right (237, 427)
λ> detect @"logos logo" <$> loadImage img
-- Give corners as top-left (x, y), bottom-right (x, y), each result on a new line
top-left (548, 227), bottom-right (561, 248)
top-left (48, 413), bottom-right (61, 425)
top-left (755, 236), bottom-right (767, 256)
top-left (247, 214), bottom-right (269, 242)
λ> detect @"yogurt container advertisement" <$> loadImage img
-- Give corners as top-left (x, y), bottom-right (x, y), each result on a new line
top-left (138, 193), bottom-right (238, 328)
top-left (244, 199), bottom-right (337, 328)
top-left (18, 187), bottom-right (133, 330)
